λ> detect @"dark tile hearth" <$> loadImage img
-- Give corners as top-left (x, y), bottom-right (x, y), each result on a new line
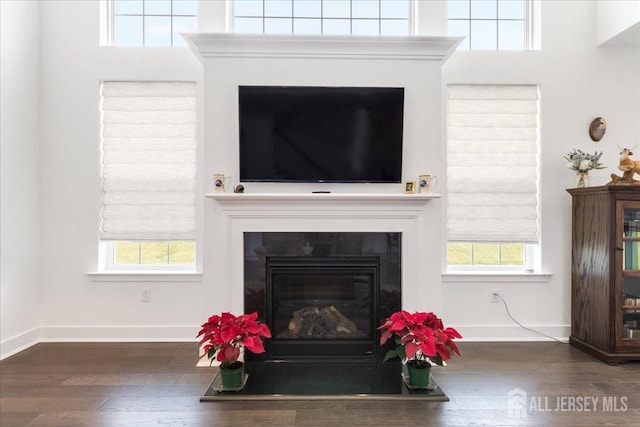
top-left (201, 361), bottom-right (448, 401)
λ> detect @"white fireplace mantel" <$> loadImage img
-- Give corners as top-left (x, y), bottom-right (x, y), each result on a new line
top-left (206, 191), bottom-right (443, 315)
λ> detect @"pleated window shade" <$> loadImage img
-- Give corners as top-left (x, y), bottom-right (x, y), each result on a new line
top-left (447, 85), bottom-right (539, 243)
top-left (100, 81), bottom-right (196, 241)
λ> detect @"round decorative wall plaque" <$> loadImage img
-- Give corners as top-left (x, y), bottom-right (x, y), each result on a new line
top-left (589, 117), bottom-right (606, 142)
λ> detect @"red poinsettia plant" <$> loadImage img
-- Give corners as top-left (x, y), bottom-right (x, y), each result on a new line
top-left (378, 310), bottom-right (462, 369)
top-left (197, 312), bottom-right (271, 370)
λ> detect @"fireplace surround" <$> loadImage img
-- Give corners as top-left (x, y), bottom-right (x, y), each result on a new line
top-left (244, 232), bottom-right (401, 360)
top-left (207, 193), bottom-right (441, 329)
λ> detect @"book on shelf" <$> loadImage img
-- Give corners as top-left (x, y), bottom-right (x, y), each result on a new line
top-left (622, 297), bottom-right (640, 307)
top-left (623, 327), bottom-right (640, 339)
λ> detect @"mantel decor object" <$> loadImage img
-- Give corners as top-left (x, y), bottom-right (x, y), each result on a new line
top-left (404, 181), bottom-right (416, 194)
top-left (418, 175), bottom-right (438, 193)
top-left (213, 174), bottom-right (231, 193)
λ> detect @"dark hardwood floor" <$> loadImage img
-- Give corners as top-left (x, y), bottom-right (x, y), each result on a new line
top-left (1, 341), bottom-right (638, 426)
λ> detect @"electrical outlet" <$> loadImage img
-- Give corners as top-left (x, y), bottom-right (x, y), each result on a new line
top-left (141, 288), bottom-right (151, 302)
top-left (491, 289), bottom-right (500, 303)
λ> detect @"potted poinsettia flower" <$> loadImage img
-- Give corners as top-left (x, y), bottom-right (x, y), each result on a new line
top-left (197, 312), bottom-right (271, 389)
top-left (378, 310), bottom-right (462, 387)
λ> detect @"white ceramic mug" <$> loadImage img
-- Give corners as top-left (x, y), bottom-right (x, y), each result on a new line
top-left (418, 175), bottom-right (438, 193)
top-left (213, 174), bottom-right (231, 192)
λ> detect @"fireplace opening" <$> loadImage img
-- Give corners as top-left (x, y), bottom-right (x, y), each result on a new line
top-left (243, 232), bottom-right (401, 362)
top-left (266, 257), bottom-right (379, 359)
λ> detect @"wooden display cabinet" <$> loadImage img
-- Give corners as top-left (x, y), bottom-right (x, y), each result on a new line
top-left (567, 186), bottom-right (640, 364)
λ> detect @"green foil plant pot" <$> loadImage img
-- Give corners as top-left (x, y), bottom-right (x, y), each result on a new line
top-left (407, 360), bottom-right (431, 387)
top-left (219, 361), bottom-right (245, 390)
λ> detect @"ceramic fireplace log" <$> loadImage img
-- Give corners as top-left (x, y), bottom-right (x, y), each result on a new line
top-left (278, 305), bottom-right (365, 339)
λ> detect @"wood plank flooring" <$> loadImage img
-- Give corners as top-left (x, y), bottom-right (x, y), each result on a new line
top-left (1, 342), bottom-right (639, 426)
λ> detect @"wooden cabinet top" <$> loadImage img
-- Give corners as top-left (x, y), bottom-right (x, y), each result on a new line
top-left (567, 185), bottom-right (640, 197)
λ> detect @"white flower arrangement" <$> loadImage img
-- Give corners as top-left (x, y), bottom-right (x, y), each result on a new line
top-left (564, 149), bottom-right (605, 173)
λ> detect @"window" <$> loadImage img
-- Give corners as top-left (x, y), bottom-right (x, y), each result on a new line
top-left (447, 242), bottom-right (529, 269)
top-left (446, 85), bottom-right (540, 271)
top-left (113, 241), bottom-right (195, 265)
top-left (447, 0), bottom-right (536, 50)
top-left (232, 0), bottom-right (411, 35)
top-left (104, 0), bottom-right (197, 46)
top-left (100, 81), bottom-right (197, 270)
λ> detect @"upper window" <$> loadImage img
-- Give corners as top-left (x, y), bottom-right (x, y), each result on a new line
top-left (446, 85), bottom-right (540, 271)
top-left (232, 0), bottom-right (411, 35)
top-left (105, 0), bottom-right (197, 46)
top-left (447, 0), bottom-right (536, 50)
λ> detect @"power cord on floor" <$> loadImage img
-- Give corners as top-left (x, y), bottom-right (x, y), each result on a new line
top-left (497, 294), bottom-right (569, 344)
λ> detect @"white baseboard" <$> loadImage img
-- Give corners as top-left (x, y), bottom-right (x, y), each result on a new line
top-left (1, 325), bottom-right (201, 359)
top-left (1, 323), bottom-right (571, 360)
top-left (0, 328), bottom-right (40, 360)
top-left (38, 325), bottom-right (200, 342)
top-left (455, 324), bottom-right (570, 342)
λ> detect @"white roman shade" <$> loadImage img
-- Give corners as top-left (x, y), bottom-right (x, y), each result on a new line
top-left (100, 81), bottom-right (196, 241)
top-left (447, 85), bottom-right (539, 243)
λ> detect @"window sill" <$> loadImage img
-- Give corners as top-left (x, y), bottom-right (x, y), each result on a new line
top-left (442, 272), bottom-right (553, 283)
top-left (87, 271), bottom-right (203, 283)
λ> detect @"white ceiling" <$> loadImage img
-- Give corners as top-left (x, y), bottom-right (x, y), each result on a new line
top-left (600, 21), bottom-right (640, 47)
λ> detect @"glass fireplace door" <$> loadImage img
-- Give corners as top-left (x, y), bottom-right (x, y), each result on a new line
top-left (266, 257), bottom-right (379, 359)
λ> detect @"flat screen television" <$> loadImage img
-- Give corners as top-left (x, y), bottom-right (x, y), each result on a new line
top-left (238, 86), bottom-right (404, 183)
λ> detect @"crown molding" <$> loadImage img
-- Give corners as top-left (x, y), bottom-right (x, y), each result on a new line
top-left (183, 33), bottom-right (462, 62)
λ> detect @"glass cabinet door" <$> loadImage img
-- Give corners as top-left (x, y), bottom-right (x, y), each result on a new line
top-left (621, 206), bottom-right (640, 342)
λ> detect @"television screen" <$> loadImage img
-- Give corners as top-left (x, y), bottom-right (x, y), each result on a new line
top-left (238, 86), bottom-right (404, 183)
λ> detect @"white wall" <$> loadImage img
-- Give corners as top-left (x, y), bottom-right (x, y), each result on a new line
top-left (442, 0), bottom-right (640, 339)
top-left (596, 0), bottom-right (640, 46)
top-left (0, 0), bottom-right (42, 358)
top-left (36, 0), bottom-right (205, 346)
top-left (2, 1), bottom-right (640, 358)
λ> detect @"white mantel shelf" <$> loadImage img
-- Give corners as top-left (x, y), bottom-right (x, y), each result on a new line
top-left (206, 192), bottom-right (439, 203)
top-left (205, 191), bottom-right (440, 219)
top-left (206, 192), bottom-right (439, 200)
